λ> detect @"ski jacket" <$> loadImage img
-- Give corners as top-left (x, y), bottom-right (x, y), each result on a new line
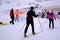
top-left (10, 11), bottom-right (14, 17)
top-left (48, 12), bottom-right (56, 19)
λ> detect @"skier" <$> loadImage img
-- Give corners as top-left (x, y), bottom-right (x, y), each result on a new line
top-left (47, 11), bottom-right (49, 18)
top-left (9, 8), bottom-right (14, 24)
top-left (41, 12), bottom-right (45, 18)
top-left (14, 10), bottom-right (19, 22)
top-left (24, 6), bottom-right (38, 37)
top-left (48, 11), bottom-right (56, 29)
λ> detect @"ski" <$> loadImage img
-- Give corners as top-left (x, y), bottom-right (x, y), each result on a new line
top-left (21, 32), bottom-right (42, 40)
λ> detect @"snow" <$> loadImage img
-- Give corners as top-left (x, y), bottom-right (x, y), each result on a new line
top-left (0, 11), bottom-right (60, 40)
top-left (0, 0), bottom-right (60, 40)
top-left (0, 14), bottom-right (60, 40)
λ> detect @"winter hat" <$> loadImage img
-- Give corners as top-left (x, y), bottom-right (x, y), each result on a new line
top-left (31, 6), bottom-right (34, 9)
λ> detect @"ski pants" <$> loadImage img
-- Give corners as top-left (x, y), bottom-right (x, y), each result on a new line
top-left (49, 19), bottom-right (54, 28)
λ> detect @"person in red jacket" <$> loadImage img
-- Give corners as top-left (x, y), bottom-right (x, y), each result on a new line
top-left (16, 10), bottom-right (19, 22)
top-left (9, 8), bottom-right (14, 24)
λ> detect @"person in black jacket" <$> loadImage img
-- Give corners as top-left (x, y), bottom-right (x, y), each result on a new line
top-left (9, 8), bottom-right (14, 24)
top-left (24, 6), bottom-right (38, 37)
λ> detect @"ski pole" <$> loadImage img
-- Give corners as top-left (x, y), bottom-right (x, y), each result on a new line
top-left (19, 22), bottom-right (26, 32)
top-left (43, 20), bottom-right (47, 26)
top-left (37, 17), bottom-right (43, 32)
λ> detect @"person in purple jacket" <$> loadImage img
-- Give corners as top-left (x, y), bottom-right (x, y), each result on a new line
top-left (48, 11), bottom-right (56, 29)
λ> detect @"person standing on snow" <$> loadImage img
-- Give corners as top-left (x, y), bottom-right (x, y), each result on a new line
top-left (9, 8), bottom-right (14, 24)
top-left (41, 12), bottom-right (45, 18)
top-left (14, 10), bottom-right (19, 22)
top-left (48, 11), bottom-right (56, 29)
top-left (47, 11), bottom-right (49, 18)
top-left (24, 6), bottom-right (38, 37)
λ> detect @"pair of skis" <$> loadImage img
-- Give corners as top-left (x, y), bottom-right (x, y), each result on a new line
top-left (21, 32), bottom-right (42, 40)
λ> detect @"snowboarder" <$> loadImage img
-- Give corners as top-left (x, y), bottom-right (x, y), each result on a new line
top-left (24, 6), bottom-right (38, 37)
top-left (9, 8), bottom-right (14, 24)
top-left (48, 11), bottom-right (56, 29)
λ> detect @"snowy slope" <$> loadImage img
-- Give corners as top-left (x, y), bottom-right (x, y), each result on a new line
top-left (0, 14), bottom-right (60, 40)
top-left (0, 9), bottom-right (60, 40)
top-left (0, 0), bottom-right (60, 40)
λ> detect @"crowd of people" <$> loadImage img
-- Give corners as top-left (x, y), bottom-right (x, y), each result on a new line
top-left (9, 6), bottom-right (60, 37)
